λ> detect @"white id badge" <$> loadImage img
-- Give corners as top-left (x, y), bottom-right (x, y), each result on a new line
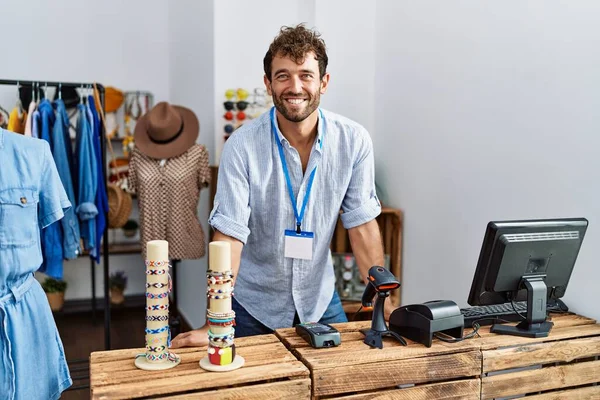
top-left (284, 230), bottom-right (314, 260)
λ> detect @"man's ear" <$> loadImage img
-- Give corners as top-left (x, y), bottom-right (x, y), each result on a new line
top-left (320, 72), bottom-right (330, 94)
top-left (264, 75), bottom-right (273, 96)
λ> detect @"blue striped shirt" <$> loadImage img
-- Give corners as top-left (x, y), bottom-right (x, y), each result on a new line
top-left (209, 108), bottom-right (381, 330)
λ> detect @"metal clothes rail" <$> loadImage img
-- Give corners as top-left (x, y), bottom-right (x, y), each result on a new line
top-left (0, 79), bottom-right (112, 351)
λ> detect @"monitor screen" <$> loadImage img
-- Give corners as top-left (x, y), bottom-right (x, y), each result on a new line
top-left (468, 218), bottom-right (588, 307)
top-left (467, 217), bottom-right (588, 337)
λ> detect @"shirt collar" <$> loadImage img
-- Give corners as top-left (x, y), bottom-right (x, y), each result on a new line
top-left (271, 107), bottom-right (324, 153)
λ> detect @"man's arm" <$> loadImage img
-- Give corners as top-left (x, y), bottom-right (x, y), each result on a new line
top-left (348, 219), bottom-right (385, 283)
top-left (212, 230), bottom-right (244, 286)
top-left (348, 219), bottom-right (396, 319)
top-left (170, 230), bottom-right (244, 348)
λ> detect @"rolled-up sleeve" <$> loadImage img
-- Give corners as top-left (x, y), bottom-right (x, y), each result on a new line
top-left (340, 129), bottom-right (381, 229)
top-left (208, 136), bottom-right (251, 244)
top-left (76, 201), bottom-right (98, 221)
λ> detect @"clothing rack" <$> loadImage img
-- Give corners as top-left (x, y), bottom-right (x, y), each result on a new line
top-left (0, 79), bottom-right (112, 353)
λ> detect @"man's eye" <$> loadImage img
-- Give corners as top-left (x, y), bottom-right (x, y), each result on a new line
top-left (276, 75), bottom-right (288, 80)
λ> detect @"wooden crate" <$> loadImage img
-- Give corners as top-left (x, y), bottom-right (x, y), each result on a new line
top-left (89, 334), bottom-right (310, 399)
top-left (276, 321), bottom-right (481, 399)
top-left (474, 313), bottom-right (600, 399)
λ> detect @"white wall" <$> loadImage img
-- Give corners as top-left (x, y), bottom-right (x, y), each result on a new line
top-left (315, 0), bottom-right (376, 136)
top-left (168, 0), bottom-right (215, 329)
top-left (0, 0), bottom-right (170, 300)
top-left (374, 1), bottom-right (600, 320)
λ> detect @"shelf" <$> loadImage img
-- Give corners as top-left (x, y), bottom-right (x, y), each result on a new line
top-left (107, 136), bottom-right (131, 143)
top-left (52, 294), bottom-right (146, 315)
top-left (342, 300), bottom-right (368, 313)
top-left (70, 136), bottom-right (127, 143)
top-left (79, 242), bottom-right (142, 257)
top-left (106, 242), bottom-right (142, 254)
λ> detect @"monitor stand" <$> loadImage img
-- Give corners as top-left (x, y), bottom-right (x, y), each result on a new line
top-left (491, 276), bottom-right (553, 338)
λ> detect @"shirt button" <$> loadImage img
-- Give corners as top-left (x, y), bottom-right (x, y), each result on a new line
top-left (20, 197), bottom-right (27, 204)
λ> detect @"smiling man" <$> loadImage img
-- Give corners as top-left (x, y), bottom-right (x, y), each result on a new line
top-left (171, 24), bottom-right (386, 348)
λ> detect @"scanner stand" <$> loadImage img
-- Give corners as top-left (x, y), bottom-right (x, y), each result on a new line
top-left (360, 292), bottom-right (407, 349)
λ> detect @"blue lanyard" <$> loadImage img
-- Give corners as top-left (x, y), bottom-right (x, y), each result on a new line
top-left (271, 107), bottom-right (324, 233)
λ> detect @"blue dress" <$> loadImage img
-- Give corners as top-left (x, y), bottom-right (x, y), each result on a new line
top-left (0, 128), bottom-right (72, 399)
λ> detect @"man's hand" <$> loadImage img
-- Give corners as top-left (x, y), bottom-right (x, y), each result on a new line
top-left (384, 301), bottom-right (397, 322)
top-left (170, 326), bottom-right (209, 348)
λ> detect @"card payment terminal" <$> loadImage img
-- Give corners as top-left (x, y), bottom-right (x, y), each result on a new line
top-left (295, 322), bottom-right (341, 348)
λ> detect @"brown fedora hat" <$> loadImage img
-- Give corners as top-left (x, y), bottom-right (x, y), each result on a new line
top-left (134, 102), bottom-right (199, 159)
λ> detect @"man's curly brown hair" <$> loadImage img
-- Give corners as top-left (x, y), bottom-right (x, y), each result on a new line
top-left (263, 24), bottom-right (328, 81)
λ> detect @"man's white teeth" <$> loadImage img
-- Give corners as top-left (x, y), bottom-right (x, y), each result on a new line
top-left (287, 99), bottom-right (304, 104)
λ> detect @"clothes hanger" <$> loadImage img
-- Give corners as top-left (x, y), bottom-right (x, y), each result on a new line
top-left (15, 81), bottom-right (24, 118)
top-left (127, 92), bottom-right (142, 119)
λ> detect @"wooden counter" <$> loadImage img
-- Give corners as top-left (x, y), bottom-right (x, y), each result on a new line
top-left (90, 313), bottom-right (600, 399)
top-left (473, 312), bottom-right (600, 399)
top-left (277, 314), bottom-right (600, 399)
top-left (89, 334), bottom-right (310, 399)
top-left (276, 321), bottom-right (482, 399)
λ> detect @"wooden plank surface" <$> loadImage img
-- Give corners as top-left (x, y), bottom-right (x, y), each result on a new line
top-left (483, 335), bottom-right (600, 372)
top-left (327, 379), bottom-right (480, 400)
top-left (278, 321), bottom-right (477, 371)
top-left (154, 378), bottom-right (311, 399)
top-left (313, 350), bottom-right (481, 397)
top-left (90, 334), bottom-right (278, 364)
top-left (299, 338), bottom-right (478, 369)
top-left (91, 342), bottom-right (299, 386)
top-left (92, 361), bottom-right (308, 399)
top-left (481, 359), bottom-right (600, 399)
top-left (524, 385), bottom-right (600, 399)
top-left (90, 334), bottom-right (309, 399)
top-left (473, 316), bottom-right (600, 351)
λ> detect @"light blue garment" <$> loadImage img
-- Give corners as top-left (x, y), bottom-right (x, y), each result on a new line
top-left (31, 110), bottom-right (40, 139)
top-left (52, 99), bottom-right (80, 259)
top-left (75, 104), bottom-right (97, 251)
top-left (37, 99), bottom-right (64, 278)
top-left (88, 96), bottom-right (107, 263)
top-left (0, 128), bottom-right (72, 399)
top-left (209, 108), bottom-right (381, 330)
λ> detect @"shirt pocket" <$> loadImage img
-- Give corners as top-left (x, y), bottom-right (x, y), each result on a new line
top-left (0, 188), bottom-right (39, 248)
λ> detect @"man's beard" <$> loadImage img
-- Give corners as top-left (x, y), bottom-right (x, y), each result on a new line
top-left (272, 90), bottom-right (320, 123)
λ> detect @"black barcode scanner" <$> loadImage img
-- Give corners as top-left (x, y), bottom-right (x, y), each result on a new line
top-left (360, 266), bottom-right (406, 349)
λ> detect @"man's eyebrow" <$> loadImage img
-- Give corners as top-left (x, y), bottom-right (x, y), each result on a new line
top-left (273, 68), bottom-right (317, 76)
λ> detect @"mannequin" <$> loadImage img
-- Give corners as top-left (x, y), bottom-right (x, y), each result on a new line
top-left (128, 102), bottom-right (210, 260)
top-left (0, 128), bottom-right (72, 399)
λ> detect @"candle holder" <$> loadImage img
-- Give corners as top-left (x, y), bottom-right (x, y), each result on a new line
top-left (199, 241), bottom-right (245, 371)
top-left (135, 240), bottom-right (181, 370)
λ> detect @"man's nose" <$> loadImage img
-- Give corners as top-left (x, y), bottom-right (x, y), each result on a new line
top-left (289, 76), bottom-right (303, 93)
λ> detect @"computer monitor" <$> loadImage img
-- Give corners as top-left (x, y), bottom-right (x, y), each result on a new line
top-left (468, 217), bottom-right (588, 338)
